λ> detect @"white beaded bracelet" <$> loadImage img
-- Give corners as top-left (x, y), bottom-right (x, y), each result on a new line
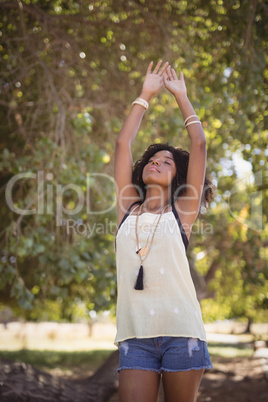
top-left (185, 120), bottom-right (202, 128)
top-left (132, 97), bottom-right (149, 110)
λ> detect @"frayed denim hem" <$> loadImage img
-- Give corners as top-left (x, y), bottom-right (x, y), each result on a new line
top-left (161, 364), bottom-right (213, 373)
top-left (117, 364), bottom-right (213, 374)
top-left (117, 366), bottom-right (162, 374)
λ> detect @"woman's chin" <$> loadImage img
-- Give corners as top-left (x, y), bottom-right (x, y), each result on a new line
top-left (143, 178), bottom-right (164, 186)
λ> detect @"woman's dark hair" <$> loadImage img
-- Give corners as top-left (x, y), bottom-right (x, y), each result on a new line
top-left (132, 143), bottom-right (214, 207)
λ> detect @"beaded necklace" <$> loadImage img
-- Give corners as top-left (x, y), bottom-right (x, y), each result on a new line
top-left (134, 203), bottom-right (170, 290)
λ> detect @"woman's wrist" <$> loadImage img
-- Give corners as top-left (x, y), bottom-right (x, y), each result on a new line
top-left (174, 92), bottom-right (188, 103)
top-left (139, 91), bottom-right (153, 102)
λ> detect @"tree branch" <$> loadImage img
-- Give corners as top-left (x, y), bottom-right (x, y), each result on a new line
top-left (244, 0), bottom-right (259, 50)
top-left (204, 260), bottom-right (221, 285)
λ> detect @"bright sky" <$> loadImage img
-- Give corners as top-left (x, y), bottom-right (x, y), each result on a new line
top-left (232, 151), bottom-right (252, 179)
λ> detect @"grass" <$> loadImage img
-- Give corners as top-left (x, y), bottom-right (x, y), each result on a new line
top-left (0, 349), bottom-right (113, 374)
top-left (208, 342), bottom-right (254, 358)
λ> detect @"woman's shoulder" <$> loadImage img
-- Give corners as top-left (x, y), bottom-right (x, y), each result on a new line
top-left (117, 198), bottom-right (141, 226)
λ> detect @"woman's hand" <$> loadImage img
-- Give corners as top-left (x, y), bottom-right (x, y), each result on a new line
top-left (164, 66), bottom-right (187, 98)
top-left (140, 60), bottom-right (169, 100)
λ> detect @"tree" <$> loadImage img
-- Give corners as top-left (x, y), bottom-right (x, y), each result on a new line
top-left (0, 0), bottom-right (267, 323)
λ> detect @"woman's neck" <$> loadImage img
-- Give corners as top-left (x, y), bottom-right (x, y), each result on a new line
top-left (142, 188), bottom-right (171, 212)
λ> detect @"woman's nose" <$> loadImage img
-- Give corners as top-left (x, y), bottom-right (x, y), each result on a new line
top-left (152, 159), bottom-right (160, 166)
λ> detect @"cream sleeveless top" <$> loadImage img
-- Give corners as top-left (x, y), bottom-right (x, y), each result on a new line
top-left (114, 201), bottom-right (207, 346)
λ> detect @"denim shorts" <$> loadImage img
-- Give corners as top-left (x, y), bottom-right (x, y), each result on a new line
top-left (118, 336), bottom-right (213, 374)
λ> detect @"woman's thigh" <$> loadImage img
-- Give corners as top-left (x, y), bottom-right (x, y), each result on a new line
top-left (119, 369), bottom-right (160, 402)
top-left (162, 369), bottom-right (204, 402)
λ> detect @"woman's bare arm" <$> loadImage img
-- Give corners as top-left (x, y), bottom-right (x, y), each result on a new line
top-left (164, 67), bottom-right (207, 232)
top-left (114, 61), bottom-right (169, 225)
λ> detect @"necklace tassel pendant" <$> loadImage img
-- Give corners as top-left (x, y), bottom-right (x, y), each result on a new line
top-left (134, 265), bottom-right (144, 290)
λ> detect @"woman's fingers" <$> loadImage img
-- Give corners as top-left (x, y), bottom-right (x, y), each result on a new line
top-left (147, 60), bottom-right (178, 81)
top-left (148, 60), bottom-right (170, 76)
top-left (146, 61), bottom-right (154, 75)
top-left (163, 72), bottom-right (171, 86)
top-left (166, 65), bottom-right (173, 80)
top-left (158, 61), bottom-right (169, 76)
top-left (153, 60), bottom-right (163, 74)
top-left (171, 68), bottom-right (178, 80)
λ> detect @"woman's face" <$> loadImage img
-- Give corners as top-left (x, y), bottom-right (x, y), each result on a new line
top-left (142, 150), bottom-right (177, 187)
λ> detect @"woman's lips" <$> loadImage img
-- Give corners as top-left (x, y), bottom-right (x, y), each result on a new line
top-left (149, 166), bottom-right (160, 173)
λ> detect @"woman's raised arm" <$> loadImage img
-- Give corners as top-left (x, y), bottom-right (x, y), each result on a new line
top-left (164, 66), bottom-right (207, 231)
top-left (114, 61), bottom-right (168, 225)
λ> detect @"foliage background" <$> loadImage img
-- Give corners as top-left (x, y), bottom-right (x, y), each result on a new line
top-left (0, 0), bottom-right (267, 324)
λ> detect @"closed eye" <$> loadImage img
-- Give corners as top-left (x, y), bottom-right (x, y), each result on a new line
top-left (148, 159), bottom-right (172, 165)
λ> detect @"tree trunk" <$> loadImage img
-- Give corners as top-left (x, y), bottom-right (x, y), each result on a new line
top-left (0, 350), bottom-right (119, 402)
top-left (243, 317), bottom-right (252, 334)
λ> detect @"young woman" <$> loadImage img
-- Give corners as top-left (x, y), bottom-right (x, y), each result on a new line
top-left (114, 60), bottom-right (214, 402)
